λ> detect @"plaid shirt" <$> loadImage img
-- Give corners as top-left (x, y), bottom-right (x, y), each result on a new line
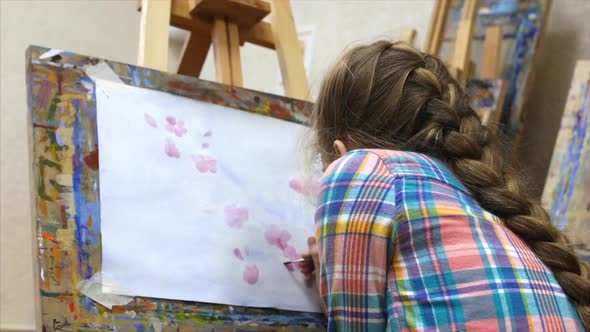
top-left (315, 149), bottom-right (583, 331)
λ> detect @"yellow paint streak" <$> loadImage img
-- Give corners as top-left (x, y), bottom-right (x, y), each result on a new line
top-left (39, 199), bottom-right (48, 216)
top-left (56, 229), bottom-right (75, 251)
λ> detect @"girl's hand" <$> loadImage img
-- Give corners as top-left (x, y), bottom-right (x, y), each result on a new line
top-left (300, 236), bottom-right (320, 283)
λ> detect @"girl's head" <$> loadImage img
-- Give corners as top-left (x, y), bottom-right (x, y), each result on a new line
top-left (312, 40), bottom-right (590, 328)
top-left (313, 40), bottom-right (476, 163)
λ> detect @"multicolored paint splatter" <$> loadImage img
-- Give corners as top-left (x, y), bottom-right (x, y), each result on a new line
top-left (542, 60), bottom-right (590, 262)
top-left (26, 46), bottom-right (325, 331)
top-left (466, 79), bottom-right (505, 124)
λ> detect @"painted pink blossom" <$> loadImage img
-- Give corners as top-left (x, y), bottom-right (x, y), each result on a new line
top-left (203, 131), bottom-right (213, 137)
top-left (144, 113), bottom-right (158, 128)
top-left (233, 248), bottom-right (244, 261)
top-left (243, 265), bottom-right (259, 285)
top-left (165, 138), bottom-right (180, 158)
top-left (289, 177), bottom-right (321, 197)
top-left (202, 143), bottom-right (210, 149)
top-left (289, 179), bottom-right (303, 193)
top-left (265, 225), bottom-right (291, 250)
top-left (191, 154), bottom-right (217, 173)
top-left (224, 205), bottom-right (249, 228)
top-left (283, 245), bottom-right (301, 261)
top-left (165, 116), bottom-right (187, 137)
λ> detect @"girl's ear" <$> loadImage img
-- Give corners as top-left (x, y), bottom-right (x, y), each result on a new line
top-left (333, 140), bottom-right (348, 157)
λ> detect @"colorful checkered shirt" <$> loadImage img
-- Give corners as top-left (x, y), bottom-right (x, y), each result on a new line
top-left (315, 149), bottom-right (583, 331)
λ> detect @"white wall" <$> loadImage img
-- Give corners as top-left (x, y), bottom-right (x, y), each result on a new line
top-left (169, 1), bottom-right (434, 98)
top-left (0, 1), bottom-right (433, 330)
top-left (0, 1), bottom-right (140, 331)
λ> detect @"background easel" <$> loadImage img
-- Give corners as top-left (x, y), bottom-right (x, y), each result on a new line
top-left (138, 0), bottom-right (311, 101)
top-left (424, 0), bottom-right (506, 125)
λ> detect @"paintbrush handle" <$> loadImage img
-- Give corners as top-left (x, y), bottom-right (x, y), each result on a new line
top-left (282, 257), bottom-right (313, 265)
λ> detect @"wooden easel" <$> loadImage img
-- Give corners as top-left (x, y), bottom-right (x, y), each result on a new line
top-left (137, 0), bottom-right (310, 101)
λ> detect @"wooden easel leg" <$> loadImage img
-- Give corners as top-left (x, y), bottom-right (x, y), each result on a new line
top-left (270, 0), bottom-right (310, 101)
top-left (212, 17), bottom-right (232, 84)
top-left (482, 26), bottom-right (503, 79)
top-left (451, 0), bottom-right (479, 83)
top-left (424, 0), bottom-right (442, 52)
top-left (400, 29), bottom-right (417, 46)
top-left (138, 0), bottom-right (171, 71)
top-left (430, 0), bottom-right (451, 56)
top-left (177, 31), bottom-right (211, 77)
top-left (227, 22), bottom-right (243, 86)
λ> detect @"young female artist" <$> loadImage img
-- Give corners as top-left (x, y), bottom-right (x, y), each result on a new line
top-left (299, 41), bottom-right (589, 331)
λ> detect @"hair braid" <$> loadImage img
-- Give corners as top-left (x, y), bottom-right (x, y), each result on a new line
top-left (313, 41), bottom-right (590, 329)
top-left (414, 58), bottom-right (590, 329)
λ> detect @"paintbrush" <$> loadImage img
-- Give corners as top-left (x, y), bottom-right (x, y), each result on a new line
top-left (283, 257), bottom-right (313, 266)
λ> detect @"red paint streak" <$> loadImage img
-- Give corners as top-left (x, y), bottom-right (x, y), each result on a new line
top-left (69, 302), bottom-right (75, 312)
top-left (42, 233), bottom-right (57, 242)
top-left (84, 149), bottom-right (99, 170)
top-left (60, 206), bottom-right (68, 228)
top-left (270, 104), bottom-right (290, 119)
top-left (33, 123), bottom-right (57, 130)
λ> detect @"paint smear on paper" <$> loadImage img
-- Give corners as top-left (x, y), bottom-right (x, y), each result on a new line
top-left (243, 265), bottom-right (259, 285)
top-left (192, 154), bottom-right (217, 173)
top-left (202, 143), bottom-right (209, 149)
top-left (144, 113), bottom-right (158, 128)
top-left (165, 138), bottom-right (180, 158)
top-left (203, 131), bottom-right (212, 137)
top-left (289, 179), bottom-right (303, 193)
top-left (224, 205), bottom-right (249, 228)
top-left (233, 248), bottom-right (244, 261)
top-left (265, 225), bottom-right (291, 250)
top-left (165, 116), bottom-right (187, 137)
top-left (283, 246), bottom-right (301, 261)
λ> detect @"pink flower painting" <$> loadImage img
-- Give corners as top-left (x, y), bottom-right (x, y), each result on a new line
top-left (165, 138), bottom-right (180, 158)
top-left (224, 205), bottom-right (249, 228)
top-left (191, 154), bottom-right (217, 173)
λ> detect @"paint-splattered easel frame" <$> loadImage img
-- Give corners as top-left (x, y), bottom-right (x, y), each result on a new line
top-left (26, 45), bottom-right (326, 332)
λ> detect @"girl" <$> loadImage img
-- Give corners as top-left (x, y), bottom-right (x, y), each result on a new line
top-left (300, 41), bottom-right (589, 331)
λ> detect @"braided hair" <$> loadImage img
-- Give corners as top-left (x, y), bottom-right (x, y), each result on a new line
top-left (312, 41), bottom-right (590, 329)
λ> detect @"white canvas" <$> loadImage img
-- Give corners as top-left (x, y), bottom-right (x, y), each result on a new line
top-left (95, 76), bottom-right (321, 312)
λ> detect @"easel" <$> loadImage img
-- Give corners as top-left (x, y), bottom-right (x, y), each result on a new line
top-left (137, 0), bottom-right (311, 101)
top-left (424, 0), bottom-right (506, 125)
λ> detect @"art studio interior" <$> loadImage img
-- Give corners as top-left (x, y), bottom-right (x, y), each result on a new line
top-left (1, 1), bottom-right (589, 331)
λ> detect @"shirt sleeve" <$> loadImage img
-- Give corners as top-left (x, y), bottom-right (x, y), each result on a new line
top-left (315, 150), bottom-right (396, 331)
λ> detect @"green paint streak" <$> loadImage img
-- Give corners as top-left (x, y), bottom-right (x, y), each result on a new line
top-left (49, 179), bottom-right (69, 193)
top-left (44, 95), bottom-right (65, 151)
top-left (40, 290), bottom-right (72, 297)
top-left (39, 156), bottom-right (62, 171)
top-left (37, 156), bottom-right (63, 201)
top-left (43, 224), bottom-right (59, 235)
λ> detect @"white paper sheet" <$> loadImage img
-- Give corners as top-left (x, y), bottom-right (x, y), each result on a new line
top-left (95, 76), bottom-right (321, 312)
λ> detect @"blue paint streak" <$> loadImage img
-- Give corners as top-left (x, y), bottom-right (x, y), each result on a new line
top-left (72, 98), bottom-right (101, 279)
top-left (551, 90), bottom-right (590, 229)
top-left (502, 16), bottom-right (538, 128)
